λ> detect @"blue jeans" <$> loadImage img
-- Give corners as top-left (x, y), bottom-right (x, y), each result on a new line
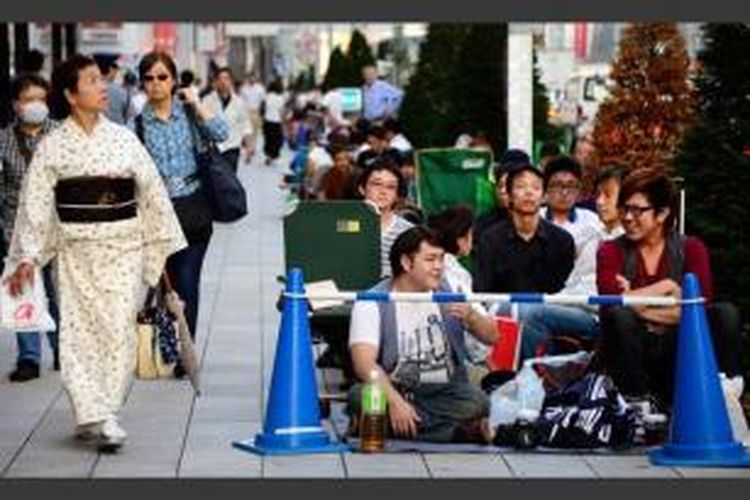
top-left (166, 240), bottom-right (209, 340)
top-left (16, 266), bottom-right (59, 365)
top-left (491, 303), bottom-right (599, 360)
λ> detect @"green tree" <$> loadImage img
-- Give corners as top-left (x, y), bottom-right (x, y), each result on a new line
top-left (674, 23), bottom-right (750, 328)
top-left (345, 29), bottom-right (376, 87)
top-left (401, 24), bottom-right (510, 153)
top-left (450, 24), bottom-right (508, 155)
top-left (323, 46), bottom-right (348, 90)
top-left (532, 47), bottom-right (565, 155)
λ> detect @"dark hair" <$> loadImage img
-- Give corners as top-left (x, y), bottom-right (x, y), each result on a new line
top-left (401, 150), bottom-right (415, 167)
top-left (214, 66), bottom-right (234, 81)
top-left (389, 226), bottom-right (443, 278)
top-left (540, 142), bottom-right (561, 158)
top-left (19, 49), bottom-right (45, 73)
top-left (179, 69), bottom-right (195, 87)
top-left (383, 117), bottom-right (401, 135)
top-left (618, 168), bottom-right (677, 230)
top-left (496, 148), bottom-right (530, 179)
top-left (327, 141), bottom-right (350, 158)
top-left (138, 51), bottom-right (178, 90)
top-left (93, 53), bottom-right (119, 75)
top-left (426, 205), bottom-right (474, 255)
top-left (50, 54), bottom-right (98, 119)
top-left (11, 73), bottom-right (50, 101)
top-left (268, 78), bottom-right (284, 94)
top-left (367, 125), bottom-right (387, 141)
top-left (505, 163), bottom-right (544, 195)
top-left (543, 155), bottom-right (583, 188)
top-left (595, 163), bottom-right (628, 188)
top-left (123, 70), bottom-right (138, 87)
top-left (357, 156), bottom-right (405, 195)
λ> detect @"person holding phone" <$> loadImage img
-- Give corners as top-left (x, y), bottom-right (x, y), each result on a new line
top-left (132, 52), bottom-right (228, 378)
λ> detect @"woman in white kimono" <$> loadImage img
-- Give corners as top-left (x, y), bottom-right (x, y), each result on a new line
top-left (4, 55), bottom-right (186, 452)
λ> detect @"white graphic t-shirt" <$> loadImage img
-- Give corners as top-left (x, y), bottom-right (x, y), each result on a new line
top-left (350, 300), bottom-right (451, 385)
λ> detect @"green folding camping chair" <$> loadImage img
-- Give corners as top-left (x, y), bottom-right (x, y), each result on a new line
top-left (414, 148), bottom-right (497, 219)
top-left (283, 200), bottom-right (382, 392)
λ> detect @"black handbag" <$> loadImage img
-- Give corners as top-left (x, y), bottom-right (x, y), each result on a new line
top-left (185, 108), bottom-right (248, 223)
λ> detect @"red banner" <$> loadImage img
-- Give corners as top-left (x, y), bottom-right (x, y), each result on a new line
top-left (574, 22), bottom-right (588, 60)
top-left (153, 22), bottom-right (177, 55)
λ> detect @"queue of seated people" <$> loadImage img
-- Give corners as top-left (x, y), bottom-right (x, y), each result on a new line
top-left (305, 135), bottom-right (743, 445)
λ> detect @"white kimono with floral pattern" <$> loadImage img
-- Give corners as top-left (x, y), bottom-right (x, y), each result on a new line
top-left (7, 116), bottom-right (187, 425)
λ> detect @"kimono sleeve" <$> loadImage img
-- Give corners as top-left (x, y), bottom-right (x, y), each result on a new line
top-left (6, 136), bottom-right (59, 270)
top-left (131, 135), bottom-right (188, 286)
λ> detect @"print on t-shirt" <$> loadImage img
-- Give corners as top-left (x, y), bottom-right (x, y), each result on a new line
top-left (393, 302), bottom-right (451, 385)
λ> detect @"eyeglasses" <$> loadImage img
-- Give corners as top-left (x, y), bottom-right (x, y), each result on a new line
top-left (618, 204), bottom-right (655, 217)
top-left (547, 182), bottom-right (581, 194)
top-left (143, 73), bottom-right (170, 82)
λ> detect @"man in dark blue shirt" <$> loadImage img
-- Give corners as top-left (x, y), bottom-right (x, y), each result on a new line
top-left (475, 162), bottom-right (596, 359)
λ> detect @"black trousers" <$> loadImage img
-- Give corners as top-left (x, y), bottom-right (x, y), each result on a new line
top-left (263, 121), bottom-right (283, 160)
top-left (601, 302), bottom-right (743, 405)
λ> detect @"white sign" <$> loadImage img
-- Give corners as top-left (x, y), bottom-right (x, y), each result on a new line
top-left (507, 32), bottom-right (534, 155)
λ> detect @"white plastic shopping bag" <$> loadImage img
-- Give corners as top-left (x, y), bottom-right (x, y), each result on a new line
top-left (719, 373), bottom-right (750, 446)
top-left (489, 361), bottom-right (546, 428)
top-left (0, 266), bottom-right (56, 333)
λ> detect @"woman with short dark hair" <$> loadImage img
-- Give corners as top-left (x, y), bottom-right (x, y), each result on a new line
top-left (427, 205), bottom-right (493, 371)
top-left (134, 52), bottom-right (229, 370)
top-left (5, 54), bottom-right (186, 452)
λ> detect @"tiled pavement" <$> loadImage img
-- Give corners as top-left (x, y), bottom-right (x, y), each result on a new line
top-left (1, 150), bottom-right (749, 479)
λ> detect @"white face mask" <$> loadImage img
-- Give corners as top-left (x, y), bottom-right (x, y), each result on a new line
top-left (18, 101), bottom-right (49, 125)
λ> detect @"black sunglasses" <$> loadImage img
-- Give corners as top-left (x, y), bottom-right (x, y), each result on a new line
top-left (143, 73), bottom-right (170, 82)
top-left (618, 204), bottom-right (656, 217)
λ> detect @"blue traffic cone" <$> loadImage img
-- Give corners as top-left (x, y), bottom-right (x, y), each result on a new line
top-left (233, 268), bottom-right (350, 455)
top-left (650, 273), bottom-right (750, 467)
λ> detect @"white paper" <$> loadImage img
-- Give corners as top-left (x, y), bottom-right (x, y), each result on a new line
top-left (305, 280), bottom-right (344, 311)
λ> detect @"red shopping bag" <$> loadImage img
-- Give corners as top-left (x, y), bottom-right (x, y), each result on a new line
top-left (487, 316), bottom-right (522, 372)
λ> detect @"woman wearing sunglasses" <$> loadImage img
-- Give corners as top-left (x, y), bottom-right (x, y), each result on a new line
top-left (133, 52), bottom-right (229, 379)
top-left (4, 54), bottom-right (186, 452)
top-left (596, 168), bottom-right (742, 415)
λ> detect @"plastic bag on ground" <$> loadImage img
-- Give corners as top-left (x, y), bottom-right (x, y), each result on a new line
top-left (719, 372), bottom-right (750, 446)
top-left (489, 361), bottom-right (545, 429)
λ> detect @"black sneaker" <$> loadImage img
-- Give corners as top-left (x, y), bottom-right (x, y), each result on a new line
top-left (9, 360), bottom-right (40, 382)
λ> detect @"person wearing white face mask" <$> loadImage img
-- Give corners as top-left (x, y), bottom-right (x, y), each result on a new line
top-left (0, 73), bottom-right (60, 383)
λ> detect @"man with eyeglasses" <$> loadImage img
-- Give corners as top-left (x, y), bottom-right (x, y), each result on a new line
top-left (544, 156), bottom-right (605, 299)
top-left (357, 158), bottom-right (413, 278)
top-left (597, 168), bottom-right (743, 414)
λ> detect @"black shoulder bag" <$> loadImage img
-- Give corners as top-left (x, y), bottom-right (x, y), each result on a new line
top-left (184, 107), bottom-right (248, 223)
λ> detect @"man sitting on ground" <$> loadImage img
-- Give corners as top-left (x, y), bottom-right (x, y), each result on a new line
top-left (597, 168), bottom-right (744, 412)
top-left (347, 226), bottom-right (498, 443)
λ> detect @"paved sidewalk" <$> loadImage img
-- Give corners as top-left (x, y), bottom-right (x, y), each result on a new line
top-left (0, 151), bottom-right (749, 478)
